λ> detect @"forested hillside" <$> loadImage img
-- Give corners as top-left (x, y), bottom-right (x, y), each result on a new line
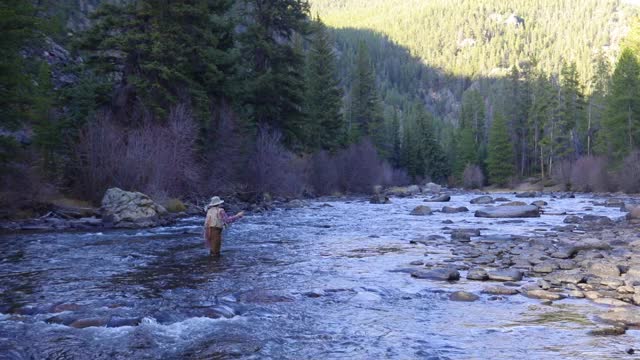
top-left (2, 0), bottom-right (640, 218)
top-left (313, 0), bottom-right (640, 188)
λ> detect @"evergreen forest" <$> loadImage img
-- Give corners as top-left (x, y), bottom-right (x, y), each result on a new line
top-left (3, 0), bottom-right (640, 214)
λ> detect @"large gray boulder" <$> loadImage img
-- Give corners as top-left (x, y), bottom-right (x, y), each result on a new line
top-left (410, 205), bottom-right (432, 216)
top-left (411, 268), bottom-right (460, 281)
top-left (470, 195), bottom-right (494, 204)
top-left (423, 182), bottom-right (441, 193)
top-left (475, 205), bottom-right (540, 218)
top-left (425, 194), bottom-right (450, 202)
top-left (101, 188), bottom-right (168, 228)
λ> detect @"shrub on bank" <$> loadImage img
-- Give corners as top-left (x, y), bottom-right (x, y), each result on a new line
top-left (164, 198), bottom-right (187, 213)
top-left (462, 164), bottom-right (484, 189)
top-left (569, 156), bottom-right (609, 192)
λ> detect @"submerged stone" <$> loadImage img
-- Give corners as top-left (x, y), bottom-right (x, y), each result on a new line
top-left (475, 205), bottom-right (540, 218)
top-left (449, 291), bottom-right (479, 302)
top-left (411, 268), bottom-right (460, 281)
top-left (487, 269), bottom-right (523, 282)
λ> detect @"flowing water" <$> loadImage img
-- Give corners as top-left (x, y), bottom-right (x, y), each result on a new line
top-left (0, 193), bottom-right (638, 359)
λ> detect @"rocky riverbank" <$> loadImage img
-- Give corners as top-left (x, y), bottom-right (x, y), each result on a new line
top-left (389, 190), bottom-right (640, 339)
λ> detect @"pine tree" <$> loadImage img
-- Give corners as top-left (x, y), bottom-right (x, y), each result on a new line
top-left (453, 127), bottom-right (477, 180)
top-left (601, 48), bottom-right (640, 159)
top-left (587, 52), bottom-right (610, 156)
top-left (0, 0), bottom-right (43, 164)
top-left (238, 0), bottom-right (310, 148)
top-left (460, 89), bottom-right (486, 145)
top-left (528, 71), bottom-right (555, 177)
top-left (0, 0), bottom-right (40, 130)
top-left (402, 103), bottom-right (449, 182)
top-left (304, 16), bottom-right (343, 152)
top-left (486, 113), bottom-right (515, 186)
top-left (557, 61), bottom-right (585, 159)
top-left (349, 41), bottom-right (384, 145)
top-left (78, 1), bottom-right (237, 124)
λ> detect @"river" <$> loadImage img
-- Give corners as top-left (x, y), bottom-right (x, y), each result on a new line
top-left (0, 192), bottom-right (638, 359)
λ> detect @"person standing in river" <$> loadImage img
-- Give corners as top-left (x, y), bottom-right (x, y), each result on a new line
top-left (204, 196), bottom-right (244, 257)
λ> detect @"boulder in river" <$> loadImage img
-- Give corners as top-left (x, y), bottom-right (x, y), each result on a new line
top-left (531, 200), bottom-right (548, 207)
top-left (604, 198), bottom-right (625, 208)
top-left (626, 205), bottom-right (640, 220)
top-left (482, 286), bottom-right (520, 295)
top-left (423, 182), bottom-right (441, 193)
top-left (499, 201), bottom-right (527, 206)
top-left (563, 215), bottom-right (582, 224)
top-left (411, 268), bottom-right (460, 281)
top-left (523, 289), bottom-right (566, 301)
top-left (370, 194), bottom-right (391, 204)
top-left (101, 188), bottom-right (168, 228)
top-left (425, 194), bottom-right (450, 202)
top-left (441, 206), bottom-right (469, 214)
top-left (410, 205), bottom-right (432, 216)
top-left (470, 196), bottom-right (493, 204)
top-left (69, 317), bottom-right (110, 329)
top-left (467, 268), bottom-right (489, 281)
top-left (599, 308), bottom-right (640, 326)
top-left (587, 261), bottom-right (621, 278)
top-left (449, 291), bottom-right (479, 302)
top-left (474, 205), bottom-right (540, 218)
top-left (582, 214), bottom-right (613, 225)
top-left (515, 191), bottom-right (537, 198)
top-left (487, 269), bottom-right (523, 282)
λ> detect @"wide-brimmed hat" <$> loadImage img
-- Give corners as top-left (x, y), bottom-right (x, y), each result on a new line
top-left (205, 196), bottom-right (224, 211)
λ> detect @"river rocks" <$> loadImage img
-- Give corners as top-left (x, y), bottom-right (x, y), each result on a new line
top-left (441, 206), bottom-right (469, 214)
top-left (425, 194), bottom-right (450, 202)
top-left (482, 286), bottom-right (519, 295)
top-left (523, 289), bottom-right (566, 301)
top-left (475, 205), bottom-right (540, 218)
top-left (470, 196), bottom-right (493, 204)
top-left (410, 205), bottom-right (432, 216)
top-left (515, 191), bottom-right (537, 198)
top-left (69, 317), bottom-right (110, 329)
top-left (532, 261), bottom-right (558, 274)
top-left (467, 268), bottom-right (489, 281)
top-left (101, 188), bottom-right (168, 228)
top-left (487, 269), bottom-right (523, 282)
top-left (593, 298), bottom-right (631, 307)
top-left (499, 201), bottom-right (527, 207)
top-left (423, 182), bottom-right (441, 193)
top-left (588, 261), bottom-right (621, 278)
top-left (411, 268), bottom-right (460, 281)
top-left (588, 326), bottom-right (627, 336)
top-left (531, 200), bottom-right (548, 207)
top-left (451, 228), bottom-right (481, 238)
top-left (582, 215), bottom-right (614, 225)
top-left (545, 270), bottom-right (585, 285)
top-left (563, 215), bottom-right (582, 224)
top-left (370, 194), bottom-right (391, 204)
top-left (604, 198), bottom-right (625, 208)
top-left (599, 308), bottom-right (640, 326)
top-left (626, 205), bottom-right (640, 220)
top-left (304, 289), bottom-right (326, 298)
top-left (449, 291), bottom-right (479, 302)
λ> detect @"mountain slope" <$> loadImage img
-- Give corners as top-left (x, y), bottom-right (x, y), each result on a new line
top-left (312, 0), bottom-right (638, 122)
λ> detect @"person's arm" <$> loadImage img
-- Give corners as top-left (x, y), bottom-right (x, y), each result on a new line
top-left (220, 209), bottom-right (244, 225)
top-left (204, 211), bottom-right (211, 239)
